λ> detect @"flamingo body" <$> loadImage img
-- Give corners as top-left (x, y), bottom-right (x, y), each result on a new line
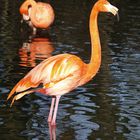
top-left (8, 0), bottom-right (118, 125)
top-left (20, 0), bottom-right (54, 29)
top-left (30, 2), bottom-right (54, 29)
top-left (8, 54), bottom-right (87, 99)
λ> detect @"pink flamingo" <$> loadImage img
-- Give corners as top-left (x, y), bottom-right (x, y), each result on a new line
top-left (20, 0), bottom-right (55, 34)
top-left (7, 0), bottom-right (118, 126)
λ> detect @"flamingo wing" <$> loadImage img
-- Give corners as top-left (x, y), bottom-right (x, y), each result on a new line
top-left (7, 54), bottom-right (87, 103)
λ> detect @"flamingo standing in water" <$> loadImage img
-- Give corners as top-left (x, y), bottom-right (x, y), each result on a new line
top-left (7, 0), bottom-right (118, 125)
top-left (20, 0), bottom-right (55, 34)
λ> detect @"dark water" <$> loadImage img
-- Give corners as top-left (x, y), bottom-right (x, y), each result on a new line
top-left (0, 0), bottom-right (140, 140)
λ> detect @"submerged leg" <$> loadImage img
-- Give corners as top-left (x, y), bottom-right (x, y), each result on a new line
top-left (28, 21), bottom-right (36, 35)
top-left (49, 123), bottom-right (56, 140)
top-left (51, 95), bottom-right (61, 126)
top-left (48, 97), bottom-right (55, 123)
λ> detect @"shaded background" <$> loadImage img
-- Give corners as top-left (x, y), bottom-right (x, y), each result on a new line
top-left (0, 0), bottom-right (140, 139)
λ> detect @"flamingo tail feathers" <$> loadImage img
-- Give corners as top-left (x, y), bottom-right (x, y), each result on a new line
top-left (10, 90), bottom-right (34, 107)
top-left (7, 83), bottom-right (20, 101)
top-left (7, 77), bottom-right (40, 101)
top-left (9, 87), bottom-right (47, 107)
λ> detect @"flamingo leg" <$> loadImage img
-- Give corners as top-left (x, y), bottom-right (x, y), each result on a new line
top-left (49, 123), bottom-right (56, 140)
top-left (48, 97), bottom-right (55, 123)
top-left (32, 27), bottom-right (37, 35)
top-left (51, 95), bottom-right (61, 126)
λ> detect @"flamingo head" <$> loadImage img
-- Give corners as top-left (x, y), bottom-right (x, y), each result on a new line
top-left (19, 0), bottom-right (36, 15)
top-left (95, 0), bottom-right (118, 16)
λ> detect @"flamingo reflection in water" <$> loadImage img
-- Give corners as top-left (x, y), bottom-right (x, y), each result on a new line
top-left (20, 0), bottom-right (55, 34)
top-left (49, 123), bottom-right (56, 140)
top-left (7, 0), bottom-right (118, 126)
top-left (19, 37), bottom-right (54, 67)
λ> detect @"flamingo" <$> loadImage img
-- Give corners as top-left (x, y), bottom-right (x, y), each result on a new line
top-left (7, 0), bottom-right (118, 125)
top-left (20, 0), bottom-right (55, 34)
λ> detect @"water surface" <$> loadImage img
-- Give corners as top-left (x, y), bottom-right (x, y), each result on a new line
top-left (0, 0), bottom-right (140, 140)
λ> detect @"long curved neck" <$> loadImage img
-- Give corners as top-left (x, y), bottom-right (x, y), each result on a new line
top-left (29, 0), bottom-right (36, 6)
top-left (20, 0), bottom-right (36, 15)
top-left (87, 6), bottom-right (101, 78)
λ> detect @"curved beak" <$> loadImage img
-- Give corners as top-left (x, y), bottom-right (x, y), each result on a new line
top-left (104, 3), bottom-right (119, 21)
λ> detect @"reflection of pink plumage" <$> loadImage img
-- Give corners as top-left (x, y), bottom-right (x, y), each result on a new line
top-left (19, 38), bottom-right (54, 67)
top-left (7, 0), bottom-right (118, 126)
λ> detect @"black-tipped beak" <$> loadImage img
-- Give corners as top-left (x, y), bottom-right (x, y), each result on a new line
top-left (104, 3), bottom-right (119, 16)
top-left (116, 12), bottom-right (120, 22)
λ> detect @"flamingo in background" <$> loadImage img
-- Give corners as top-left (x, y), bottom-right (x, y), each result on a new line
top-left (7, 0), bottom-right (118, 126)
top-left (20, 0), bottom-right (55, 34)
